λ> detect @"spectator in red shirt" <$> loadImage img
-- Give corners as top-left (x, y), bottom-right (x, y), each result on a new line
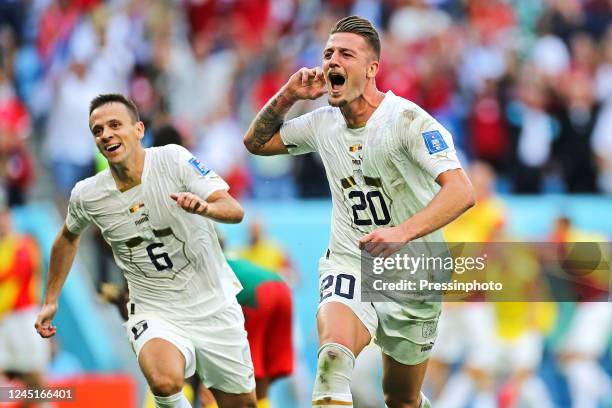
top-left (0, 192), bottom-right (50, 396)
top-left (0, 67), bottom-right (34, 206)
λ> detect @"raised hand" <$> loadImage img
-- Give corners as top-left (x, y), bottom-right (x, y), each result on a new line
top-left (284, 67), bottom-right (327, 101)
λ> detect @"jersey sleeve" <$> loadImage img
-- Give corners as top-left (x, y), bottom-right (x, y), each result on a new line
top-left (279, 110), bottom-right (319, 155)
top-left (65, 183), bottom-right (90, 234)
top-left (401, 109), bottom-right (462, 179)
top-left (172, 145), bottom-right (230, 200)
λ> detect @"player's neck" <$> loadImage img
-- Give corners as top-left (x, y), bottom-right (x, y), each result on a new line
top-left (109, 149), bottom-right (145, 192)
top-left (340, 87), bottom-right (385, 129)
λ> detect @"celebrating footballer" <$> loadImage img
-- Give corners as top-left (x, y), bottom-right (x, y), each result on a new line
top-left (35, 94), bottom-right (257, 408)
top-left (244, 16), bottom-right (474, 408)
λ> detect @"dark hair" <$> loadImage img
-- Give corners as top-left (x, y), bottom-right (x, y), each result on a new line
top-left (89, 94), bottom-right (140, 123)
top-left (331, 16), bottom-right (380, 60)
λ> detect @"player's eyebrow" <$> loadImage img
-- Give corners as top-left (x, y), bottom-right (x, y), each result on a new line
top-left (90, 118), bottom-right (122, 134)
top-left (324, 46), bottom-right (356, 55)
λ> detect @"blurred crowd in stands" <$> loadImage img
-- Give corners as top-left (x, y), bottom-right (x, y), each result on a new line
top-left (0, 0), bottom-right (611, 205)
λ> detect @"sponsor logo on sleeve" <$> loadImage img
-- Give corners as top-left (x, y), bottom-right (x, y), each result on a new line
top-left (422, 130), bottom-right (449, 154)
top-left (188, 157), bottom-right (210, 176)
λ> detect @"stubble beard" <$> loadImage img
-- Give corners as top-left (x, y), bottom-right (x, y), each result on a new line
top-left (328, 97), bottom-right (348, 107)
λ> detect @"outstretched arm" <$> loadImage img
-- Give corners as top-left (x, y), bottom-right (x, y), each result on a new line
top-left (35, 224), bottom-right (81, 338)
top-left (244, 67), bottom-right (327, 156)
top-left (171, 190), bottom-right (244, 224)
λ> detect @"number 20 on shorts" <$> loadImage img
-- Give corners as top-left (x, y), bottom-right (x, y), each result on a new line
top-left (320, 274), bottom-right (356, 302)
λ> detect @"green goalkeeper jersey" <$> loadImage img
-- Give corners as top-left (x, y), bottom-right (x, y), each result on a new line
top-left (227, 259), bottom-right (284, 308)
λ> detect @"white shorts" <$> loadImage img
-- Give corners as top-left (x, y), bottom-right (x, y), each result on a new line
top-left (318, 258), bottom-right (440, 365)
top-left (559, 302), bottom-right (612, 357)
top-left (123, 300), bottom-right (255, 394)
top-left (0, 307), bottom-right (50, 372)
top-left (431, 304), bottom-right (497, 370)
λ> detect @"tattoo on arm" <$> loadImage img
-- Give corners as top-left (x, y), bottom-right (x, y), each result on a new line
top-left (253, 95), bottom-right (283, 148)
top-left (251, 92), bottom-right (295, 149)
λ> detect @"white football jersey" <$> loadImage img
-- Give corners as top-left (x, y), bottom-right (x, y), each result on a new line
top-left (66, 144), bottom-right (242, 322)
top-left (280, 91), bottom-right (462, 269)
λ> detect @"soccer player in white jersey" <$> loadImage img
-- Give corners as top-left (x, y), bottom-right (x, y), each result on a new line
top-left (34, 94), bottom-right (257, 408)
top-left (244, 16), bottom-right (475, 408)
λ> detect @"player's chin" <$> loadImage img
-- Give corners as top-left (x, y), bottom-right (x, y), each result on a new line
top-left (105, 151), bottom-right (125, 163)
top-left (328, 96), bottom-right (347, 107)
top-left (105, 156), bottom-right (121, 165)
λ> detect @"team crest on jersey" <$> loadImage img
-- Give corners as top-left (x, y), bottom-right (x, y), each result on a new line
top-left (188, 157), bottom-right (210, 176)
top-left (129, 202), bottom-right (145, 213)
top-left (422, 130), bottom-right (448, 154)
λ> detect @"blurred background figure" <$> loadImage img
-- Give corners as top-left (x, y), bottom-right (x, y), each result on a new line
top-left (507, 72), bottom-right (555, 193)
top-left (552, 70), bottom-right (599, 193)
top-left (0, 192), bottom-right (50, 405)
top-left (490, 246), bottom-right (556, 408)
top-left (550, 217), bottom-right (612, 408)
top-left (592, 26), bottom-right (612, 194)
top-left (0, 63), bottom-right (34, 207)
top-left (227, 257), bottom-right (294, 408)
top-left (428, 161), bottom-right (505, 408)
top-left (239, 218), bottom-right (297, 282)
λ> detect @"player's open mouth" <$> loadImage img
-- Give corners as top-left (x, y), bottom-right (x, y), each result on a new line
top-left (328, 72), bottom-right (346, 93)
top-left (106, 143), bottom-right (121, 152)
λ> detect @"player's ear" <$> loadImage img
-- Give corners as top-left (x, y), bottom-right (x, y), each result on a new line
top-left (136, 121), bottom-right (145, 140)
top-left (366, 59), bottom-right (379, 79)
